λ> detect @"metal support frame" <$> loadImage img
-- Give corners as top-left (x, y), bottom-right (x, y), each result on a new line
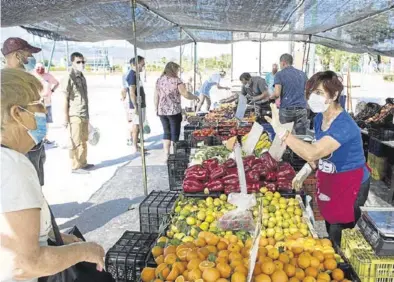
top-left (38, 37), bottom-right (45, 64)
top-left (47, 40), bottom-right (56, 72)
top-left (230, 32), bottom-right (234, 81)
top-left (193, 42), bottom-right (197, 95)
top-left (66, 41), bottom-right (69, 71)
top-left (259, 33), bottom-right (262, 76)
top-left (304, 35), bottom-right (312, 74)
top-left (179, 27), bottom-right (182, 78)
top-left (131, 0), bottom-right (148, 196)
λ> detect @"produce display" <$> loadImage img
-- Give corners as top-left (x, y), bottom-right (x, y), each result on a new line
top-left (193, 128), bottom-right (218, 138)
top-left (183, 153), bottom-right (296, 194)
top-left (355, 98), bottom-right (394, 131)
top-left (191, 146), bottom-right (232, 165)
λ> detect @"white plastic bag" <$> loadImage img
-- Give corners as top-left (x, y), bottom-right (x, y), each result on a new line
top-left (218, 193), bottom-right (257, 232)
top-left (88, 123), bottom-right (100, 146)
top-left (57, 127), bottom-right (71, 149)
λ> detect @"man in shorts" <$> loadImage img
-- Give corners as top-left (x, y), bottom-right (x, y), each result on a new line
top-left (126, 56), bottom-right (146, 154)
top-left (197, 70), bottom-right (230, 111)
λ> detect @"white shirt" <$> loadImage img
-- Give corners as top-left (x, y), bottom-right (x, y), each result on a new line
top-left (0, 147), bottom-right (51, 282)
top-left (209, 73), bottom-right (221, 84)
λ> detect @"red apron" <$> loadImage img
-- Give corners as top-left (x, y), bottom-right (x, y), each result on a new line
top-left (316, 167), bottom-right (363, 224)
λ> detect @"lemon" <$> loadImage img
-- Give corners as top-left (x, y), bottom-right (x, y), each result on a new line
top-left (200, 222), bottom-right (209, 231)
top-left (206, 197), bottom-right (214, 205)
top-left (266, 228), bottom-right (275, 237)
top-left (175, 206), bottom-right (181, 213)
top-left (261, 230), bottom-right (267, 238)
top-left (268, 221), bottom-right (276, 228)
top-left (205, 215), bottom-right (215, 223)
top-left (174, 233), bottom-right (186, 240)
top-left (197, 211), bottom-right (206, 221)
top-left (225, 231), bottom-right (233, 236)
top-left (182, 236), bottom-right (194, 243)
top-left (213, 198), bottom-right (222, 206)
top-left (219, 194), bottom-right (227, 201)
top-left (268, 205), bottom-right (276, 213)
top-left (171, 225), bottom-right (179, 233)
top-left (260, 187), bottom-right (268, 194)
top-left (186, 216), bottom-right (196, 225)
top-left (166, 231), bottom-right (174, 238)
top-left (157, 236), bottom-right (168, 244)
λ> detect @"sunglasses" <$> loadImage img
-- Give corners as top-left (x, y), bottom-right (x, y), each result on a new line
top-left (76, 61), bottom-right (86, 64)
top-left (27, 99), bottom-right (45, 107)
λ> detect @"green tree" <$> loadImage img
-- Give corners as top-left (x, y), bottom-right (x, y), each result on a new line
top-left (161, 57), bottom-right (167, 65)
top-left (316, 45), bottom-right (332, 70)
top-left (316, 45), bottom-right (361, 72)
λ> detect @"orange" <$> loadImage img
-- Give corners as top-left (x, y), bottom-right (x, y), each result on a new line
top-left (152, 246), bottom-right (164, 258)
top-left (289, 278), bottom-right (300, 282)
top-left (155, 263), bottom-right (168, 277)
top-left (206, 245), bottom-right (218, 254)
top-left (155, 255), bottom-right (164, 265)
top-left (295, 268), bottom-right (305, 280)
top-left (309, 257), bottom-right (320, 268)
top-left (302, 276), bottom-right (317, 282)
top-left (241, 247), bottom-right (250, 258)
top-left (217, 262), bottom-right (232, 278)
top-left (187, 251), bottom-right (200, 262)
top-left (199, 261), bottom-right (215, 272)
top-left (202, 268), bottom-right (221, 282)
top-left (229, 252), bottom-right (243, 262)
top-left (324, 254), bottom-right (334, 260)
top-left (217, 279), bottom-right (230, 282)
top-left (141, 267), bottom-right (155, 282)
top-left (284, 264), bottom-right (296, 277)
top-left (183, 270), bottom-right (189, 278)
top-left (304, 267), bottom-right (318, 278)
top-left (292, 246), bottom-right (304, 255)
top-left (253, 262), bottom-right (263, 276)
top-left (188, 268), bottom-right (202, 281)
top-left (274, 260), bottom-right (284, 270)
top-left (216, 257), bottom-right (228, 264)
top-left (267, 238), bottom-right (276, 246)
top-left (164, 245), bottom-right (177, 257)
top-left (323, 258), bottom-right (337, 271)
top-left (173, 262), bottom-right (186, 273)
top-left (271, 270), bottom-right (289, 282)
top-left (320, 239), bottom-right (332, 247)
top-left (318, 263), bottom-right (325, 272)
top-left (312, 251), bottom-right (324, 263)
top-left (316, 272), bottom-right (330, 281)
top-left (279, 253), bottom-right (290, 264)
top-left (218, 250), bottom-right (230, 258)
top-left (166, 267), bottom-right (180, 281)
top-left (231, 272), bottom-right (246, 282)
top-left (164, 253), bottom-right (178, 264)
top-left (205, 234), bottom-right (220, 246)
top-left (290, 258), bottom-right (298, 267)
top-left (197, 248), bottom-right (210, 260)
top-left (285, 251), bottom-right (295, 259)
top-left (177, 248), bottom-right (192, 261)
top-left (261, 261), bottom-right (276, 275)
top-left (331, 268), bottom-right (344, 281)
top-left (160, 266), bottom-right (170, 280)
top-left (230, 258), bottom-right (243, 268)
top-left (175, 276), bottom-right (185, 282)
top-left (254, 273), bottom-right (272, 282)
top-left (153, 280), bottom-right (164, 282)
top-left (228, 243), bottom-right (241, 252)
top-left (298, 256), bottom-right (311, 269)
top-left (187, 258), bottom-right (202, 271)
top-left (268, 248), bottom-right (280, 260)
top-left (262, 257), bottom-right (273, 263)
top-left (195, 238), bottom-right (206, 247)
top-left (260, 238), bottom-right (269, 247)
top-left (217, 241), bottom-right (228, 251)
top-left (234, 264), bottom-right (248, 274)
top-left (258, 247), bottom-right (268, 257)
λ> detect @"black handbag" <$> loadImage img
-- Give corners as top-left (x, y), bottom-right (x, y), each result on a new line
top-left (38, 208), bottom-right (115, 282)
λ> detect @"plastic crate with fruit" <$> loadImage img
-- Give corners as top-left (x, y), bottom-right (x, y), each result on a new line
top-left (139, 191), bottom-right (180, 233)
top-left (167, 153), bottom-right (189, 191)
top-left (174, 140), bottom-right (191, 156)
top-left (341, 229), bottom-right (394, 282)
top-left (105, 231), bottom-right (158, 282)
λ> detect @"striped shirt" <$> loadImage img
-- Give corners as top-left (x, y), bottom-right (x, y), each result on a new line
top-left (274, 66), bottom-right (307, 109)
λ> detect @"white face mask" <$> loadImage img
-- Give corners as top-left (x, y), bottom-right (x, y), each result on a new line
top-left (75, 64), bottom-right (85, 72)
top-left (308, 93), bottom-right (330, 113)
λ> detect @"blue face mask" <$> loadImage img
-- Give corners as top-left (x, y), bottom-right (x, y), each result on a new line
top-left (24, 57), bottom-right (37, 71)
top-left (19, 107), bottom-right (47, 145)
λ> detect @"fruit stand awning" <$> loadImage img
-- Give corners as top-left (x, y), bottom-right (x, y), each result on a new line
top-left (1, 0), bottom-right (394, 56)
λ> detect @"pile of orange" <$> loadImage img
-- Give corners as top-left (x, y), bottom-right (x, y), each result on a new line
top-left (141, 231), bottom-right (351, 282)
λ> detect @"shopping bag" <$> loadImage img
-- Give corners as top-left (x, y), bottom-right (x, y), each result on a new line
top-left (88, 123), bottom-right (100, 146)
top-left (57, 127), bottom-right (72, 150)
top-left (143, 120), bottom-right (151, 134)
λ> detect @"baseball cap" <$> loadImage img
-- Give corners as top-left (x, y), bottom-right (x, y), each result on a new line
top-left (1, 37), bottom-right (41, 56)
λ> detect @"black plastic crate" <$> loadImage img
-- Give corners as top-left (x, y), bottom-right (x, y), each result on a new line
top-left (368, 137), bottom-right (386, 157)
top-left (167, 154), bottom-right (189, 191)
top-left (191, 135), bottom-right (222, 148)
top-left (139, 191), bottom-right (180, 233)
top-left (174, 140), bottom-right (191, 156)
top-left (183, 124), bottom-right (202, 142)
top-left (105, 231), bottom-right (158, 282)
top-left (369, 128), bottom-right (394, 141)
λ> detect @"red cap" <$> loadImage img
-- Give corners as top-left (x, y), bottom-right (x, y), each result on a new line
top-left (1, 37), bottom-right (41, 56)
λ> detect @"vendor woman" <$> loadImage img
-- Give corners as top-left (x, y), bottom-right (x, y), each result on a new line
top-left (266, 71), bottom-right (370, 246)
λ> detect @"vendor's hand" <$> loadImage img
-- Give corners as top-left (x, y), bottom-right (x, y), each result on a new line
top-left (292, 163), bottom-right (313, 191)
top-left (61, 233), bottom-right (83, 245)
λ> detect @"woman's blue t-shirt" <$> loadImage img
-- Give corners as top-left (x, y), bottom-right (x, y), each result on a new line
top-left (314, 111), bottom-right (370, 182)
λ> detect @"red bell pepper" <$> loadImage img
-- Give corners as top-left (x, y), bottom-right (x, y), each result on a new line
top-left (277, 182), bottom-right (293, 192)
top-left (226, 167), bottom-right (238, 175)
top-left (207, 180), bottom-right (224, 192)
top-left (246, 170), bottom-right (260, 182)
top-left (202, 158), bottom-right (219, 171)
top-left (185, 165), bottom-right (204, 174)
top-left (265, 171), bottom-right (277, 182)
top-left (247, 182), bottom-right (260, 193)
top-left (266, 182), bottom-right (277, 192)
top-left (210, 165), bottom-right (226, 180)
top-left (224, 158), bottom-right (236, 168)
top-left (183, 179), bottom-right (204, 193)
top-left (243, 155), bottom-right (256, 167)
top-left (222, 174), bottom-right (239, 185)
top-left (225, 184), bottom-right (240, 194)
top-left (185, 169), bottom-right (208, 181)
top-left (260, 152), bottom-right (278, 172)
top-left (277, 164), bottom-right (296, 179)
top-left (244, 164), bottom-right (252, 173)
top-left (251, 158), bottom-right (264, 167)
top-left (252, 163), bottom-right (265, 172)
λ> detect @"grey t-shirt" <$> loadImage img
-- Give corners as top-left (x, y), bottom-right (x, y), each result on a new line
top-left (241, 76), bottom-right (269, 104)
top-left (0, 148), bottom-right (51, 282)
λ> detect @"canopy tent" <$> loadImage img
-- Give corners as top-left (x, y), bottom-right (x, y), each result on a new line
top-left (1, 0), bottom-right (394, 56)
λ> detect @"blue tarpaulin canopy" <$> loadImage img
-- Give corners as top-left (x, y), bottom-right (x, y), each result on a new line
top-left (1, 0), bottom-right (393, 56)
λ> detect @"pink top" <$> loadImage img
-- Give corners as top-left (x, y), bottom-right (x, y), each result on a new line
top-left (35, 73), bottom-right (59, 106)
top-left (156, 75), bottom-right (183, 116)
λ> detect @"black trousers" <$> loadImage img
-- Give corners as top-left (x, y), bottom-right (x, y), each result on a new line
top-left (159, 113), bottom-right (183, 142)
top-left (325, 177), bottom-right (371, 247)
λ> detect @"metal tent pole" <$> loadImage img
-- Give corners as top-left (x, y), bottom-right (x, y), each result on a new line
top-left (39, 37), bottom-right (45, 64)
top-left (193, 42), bottom-right (197, 94)
top-left (304, 35), bottom-right (312, 74)
top-left (66, 41), bottom-right (69, 71)
top-left (47, 40), bottom-right (57, 72)
top-left (231, 41), bottom-right (234, 81)
top-left (259, 33), bottom-right (262, 76)
top-left (179, 27), bottom-right (183, 79)
top-left (131, 0), bottom-right (148, 196)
